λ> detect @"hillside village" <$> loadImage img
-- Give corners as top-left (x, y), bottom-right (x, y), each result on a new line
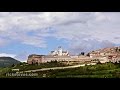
top-left (1, 46), bottom-right (120, 78)
top-left (89, 46), bottom-right (120, 63)
top-left (27, 46), bottom-right (120, 65)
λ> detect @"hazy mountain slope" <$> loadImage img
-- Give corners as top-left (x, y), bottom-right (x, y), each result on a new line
top-left (0, 57), bottom-right (20, 67)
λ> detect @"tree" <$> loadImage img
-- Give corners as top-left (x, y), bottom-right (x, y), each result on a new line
top-left (20, 62), bottom-right (23, 65)
top-left (36, 62), bottom-right (38, 65)
top-left (97, 60), bottom-right (101, 64)
top-left (32, 62), bottom-right (34, 65)
top-left (114, 61), bottom-right (118, 65)
top-left (54, 60), bottom-right (57, 63)
top-left (11, 64), bottom-right (15, 67)
top-left (86, 53), bottom-right (90, 57)
top-left (81, 52), bottom-right (85, 55)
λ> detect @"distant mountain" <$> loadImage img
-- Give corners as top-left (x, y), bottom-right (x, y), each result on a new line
top-left (0, 57), bottom-right (21, 67)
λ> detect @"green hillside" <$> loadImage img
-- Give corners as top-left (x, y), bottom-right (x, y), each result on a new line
top-left (0, 57), bottom-right (20, 67)
top-left (35, 62), bottom-right (120, 78)
top-left (1, 62), bottom-right (120, 78)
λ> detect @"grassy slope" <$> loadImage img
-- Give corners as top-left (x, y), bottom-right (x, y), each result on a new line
top-left (1, 62), bottom-right (120, 78)
top-left (35, 62), bottom-right (120, 78)
top-left (12, 61), bottom-right (69, 71)
top-left (0, 67), bottom-right (11, 78)
top-left (0, 61), bottom-right (70, 78)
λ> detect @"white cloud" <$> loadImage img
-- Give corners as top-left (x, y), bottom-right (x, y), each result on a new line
top-left (21, 36), bottom-right (47, 48)
top-left (0, 12), bottom-right (120, 54)
top-left (0, 53), bottom-right (16, 58)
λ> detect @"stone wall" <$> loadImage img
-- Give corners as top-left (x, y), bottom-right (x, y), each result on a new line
top-left (27, 55), bottom-right (43, 64)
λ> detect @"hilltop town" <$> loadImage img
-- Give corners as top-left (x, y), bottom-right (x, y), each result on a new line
top-left (1, 46), bottom-right (120, 78)
top-left (27, 46), bottom-right (120, 65)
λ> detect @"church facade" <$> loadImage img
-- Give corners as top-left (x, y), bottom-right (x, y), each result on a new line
top-left (49, 46), bottom-right (69, 56)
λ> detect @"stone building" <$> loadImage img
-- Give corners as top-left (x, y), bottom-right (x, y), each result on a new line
top-left (89, 46), bottom-right (120, 63)
top-left (27, 46), bottom-right (71, 64)
top-left (27, 46), bottom-right (120, 64)
top-left (50, 46), bottom-right (69, 56)
top-left (27, 46), bottom-right (92, 64)
top-left (27, 54), bottom-right (44, 64)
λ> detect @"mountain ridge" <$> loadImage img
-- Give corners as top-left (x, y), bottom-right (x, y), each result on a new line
top-left (0, 57), bottom-right (21, 67)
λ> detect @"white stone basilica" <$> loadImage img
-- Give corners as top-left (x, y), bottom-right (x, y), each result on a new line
top-left (50, 46), bottom-right (69, 56)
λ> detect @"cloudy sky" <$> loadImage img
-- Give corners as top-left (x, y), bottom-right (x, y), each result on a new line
top-left (0, 12), bottom-right (120, 61)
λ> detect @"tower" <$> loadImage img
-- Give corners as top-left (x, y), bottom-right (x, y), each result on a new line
top-left (58, 46), bottom-right (62, 56)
